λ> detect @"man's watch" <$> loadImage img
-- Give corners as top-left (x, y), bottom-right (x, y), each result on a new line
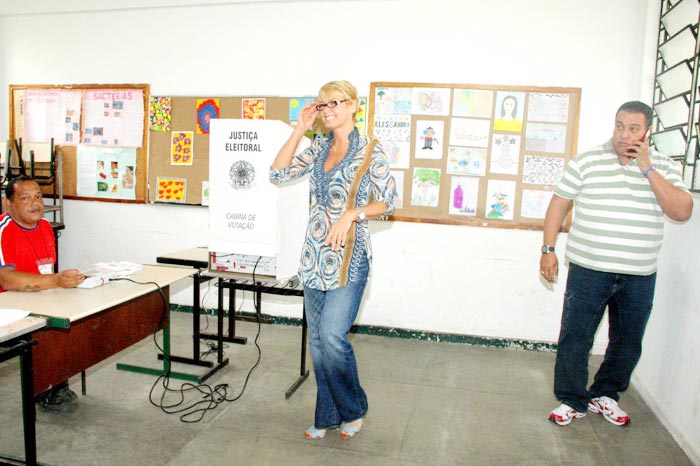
top-left (541, 245), bottom-right (555, 254)
top-left (357, 209), bottom-right (366, 221)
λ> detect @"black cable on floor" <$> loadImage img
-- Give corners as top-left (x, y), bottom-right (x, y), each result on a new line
top-left (137, 258), bottom-right (264, 423)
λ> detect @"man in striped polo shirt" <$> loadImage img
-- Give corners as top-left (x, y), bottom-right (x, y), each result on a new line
top-left (541, 101), bottom-right (693, 427)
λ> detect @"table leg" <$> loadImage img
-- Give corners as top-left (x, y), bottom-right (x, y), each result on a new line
top-left (285, 301), bottom-right (310, 399)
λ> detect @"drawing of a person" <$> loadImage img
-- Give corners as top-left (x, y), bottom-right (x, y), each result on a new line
top-left (421, 126), bottom-right (438, 150)
top-left (494, 95), bottom-right (523, 132)
top-left (122, 166), bottom-right (134, 189)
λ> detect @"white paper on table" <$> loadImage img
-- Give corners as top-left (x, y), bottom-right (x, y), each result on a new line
top-left (0, 309), bottom-right (31, 328)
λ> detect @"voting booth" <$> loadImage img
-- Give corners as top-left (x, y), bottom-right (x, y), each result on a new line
top-left (208, 119), bottom-right (310, 282)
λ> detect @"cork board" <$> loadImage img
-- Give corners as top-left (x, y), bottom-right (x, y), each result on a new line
top-left (369, 82), bottom-right (581, 230)
top-left (8, 84), bottom-right (149, 203)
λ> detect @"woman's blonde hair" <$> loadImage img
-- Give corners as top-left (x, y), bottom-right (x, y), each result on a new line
top-left (312, 80), bottom-right (359, 135)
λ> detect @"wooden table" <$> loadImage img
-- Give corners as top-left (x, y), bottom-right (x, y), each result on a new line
top-left (0, 264), bottom-right (196, 396)
top-left (0, 316), bottom-right (46, 466)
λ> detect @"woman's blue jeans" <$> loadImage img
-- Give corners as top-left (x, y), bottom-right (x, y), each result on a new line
top-left (554, 262), bottom-right (656, 412)
top-left (303, 258), bottom-right (369, 429)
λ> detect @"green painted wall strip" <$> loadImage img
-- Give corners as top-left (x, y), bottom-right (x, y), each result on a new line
top-left (169, 304), bottom-right (557, 352)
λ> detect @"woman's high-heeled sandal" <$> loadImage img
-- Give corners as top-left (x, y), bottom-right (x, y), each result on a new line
top-left (304, 426), bottom-right (327, 439)
top-left (339, 418), bottom-right (363, 439)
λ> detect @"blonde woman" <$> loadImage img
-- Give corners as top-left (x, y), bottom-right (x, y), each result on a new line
top-left (270, 81), bottom-right (396, 440)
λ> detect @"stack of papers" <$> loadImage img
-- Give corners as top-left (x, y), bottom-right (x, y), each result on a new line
top-left (82, 261), bottom-right (143, 279)
top-left (0, 309), bottom-right (31, 328)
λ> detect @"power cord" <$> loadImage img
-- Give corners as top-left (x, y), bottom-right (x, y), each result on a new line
top-left (123, 258), bottom-right (265, 423)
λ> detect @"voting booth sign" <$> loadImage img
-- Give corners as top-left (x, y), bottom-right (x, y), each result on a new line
top-left (208, 119), bottom-right (309, 281)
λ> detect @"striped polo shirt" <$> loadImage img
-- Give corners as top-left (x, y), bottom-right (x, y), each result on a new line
top-left (554, 140), bottom-right (688, 275)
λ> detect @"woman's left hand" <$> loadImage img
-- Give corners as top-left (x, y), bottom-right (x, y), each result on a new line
top-left (325, 210), bottom-right (357, 251)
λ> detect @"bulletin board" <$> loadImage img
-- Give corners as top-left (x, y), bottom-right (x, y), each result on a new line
top-left (369, 82), bottom-right (581, 230)
top-left (147, 95), bottom-right (369, 205)
top-left (8, 84), bottom-right (150, 203)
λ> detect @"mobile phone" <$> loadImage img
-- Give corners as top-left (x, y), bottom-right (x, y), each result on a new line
top-left (626, 128), bottom-right (651, 154)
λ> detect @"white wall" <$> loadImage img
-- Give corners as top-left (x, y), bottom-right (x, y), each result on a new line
top-left (634, 216), bottom-right (700, 463)
top-left (2, 0), bottom-right (698, 462)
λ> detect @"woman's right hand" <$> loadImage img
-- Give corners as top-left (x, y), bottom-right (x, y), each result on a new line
top-left (297, 102), bottom-right (319, 131)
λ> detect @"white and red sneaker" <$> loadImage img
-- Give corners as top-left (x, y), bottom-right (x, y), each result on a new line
top-left (588, 396), bottom-right (631, 426)
top-left (548, 403), bottom-right (586, 426)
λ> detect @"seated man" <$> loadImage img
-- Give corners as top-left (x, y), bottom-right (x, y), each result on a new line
top-left (0, 176), bottom-right (85, 411)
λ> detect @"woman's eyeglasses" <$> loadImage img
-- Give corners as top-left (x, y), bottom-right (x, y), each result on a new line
top-left (315, 99), bottom-right (348, 111)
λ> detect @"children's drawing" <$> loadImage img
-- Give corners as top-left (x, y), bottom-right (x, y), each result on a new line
top-left (446, 147), bottom-right (487, 176)
top-left (485, 180), bottom-right (516, 220)
top-left (452, 89), bottom-right (494, 118)
top-left (525, 123), bottom-right (567, 153)
top-left (520, 189), bottom-right (554, 219)
top-left (171, 131), bottom-right (194, 165)
top-left (411, 87), bottom-right (451, 116)
top-left (149, 96), bottom-right (171, 132)
top-left (449, 176), bottom-right (479, 216)
top-left (493, 91), bottom-right (525, 132)
top-left (390, 170), bottom-right (405, 209)
top-left (373, 115), bottom-right (411, 142)
top-left (289, 97), bottom-right (314, 124)
top-left (242, 98), bottom-right (266, 120)
top-left (449, 118), bottom-right (490, 148)
top-left (196, 98), bottom-right (219, 134)
top-left (411, 168), bottom-right (441, 207)
top-left (527, 93), bottom-right (570, 123)
top-left (374, 87), bottom-right (413, 115)
top-left (489, 134), bottom-right (521, 175)
top-left (156, 176), bottom-right (187, 203)
top-left (383, 141), bottom-right (410, 169)
top-left (522, 155), bottom-right (565, 185)
top-left (414, 120), bottom-right (444, 160)
top-left (355, 97), bottom-right (368, 135)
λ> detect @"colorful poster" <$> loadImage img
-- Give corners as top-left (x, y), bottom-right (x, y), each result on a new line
top-left (521, 189), bottom-right (554, 219)
top-left (411, 167), bottom-right (441, 207)
top-left (289, 97), bottom-right (314, 124)
top-left (374, 87), bottom-right (412, 115)
top-left (493, 91), bottom-right (525, 133)
top-left (414, 120), bottom-right (444, 159)
top-left (449, 118), bottom-right (490, 148)
top-left (242, 98), bottom-right (266, 120)
top-left (156, 177), bottom-right (187, 203)
top-left (82, 89), bottom-right (145, 147)
top-left (24, 89), bottom-right (82, 145)
top-left (171, 131), bottom-right (194, 165)
top-left (449, 176), bottom-right (479, 216)
top-left (390, 170), bottom-right (405, 209)
top-left (446, 147), bottom-right (487, 176)
top-left (452, 89), bottom-right (494, 118)
top-left (196, 98), bottom-right (220, 134)
top-left (490, 134), bottom-right (521, 175)
top-left (411, 87), bottom-right (451, 116)
top-left (525, 123), bottom-right (567, 153)
top-left (149, 96), bottom-right (171, 132)
top-left (485, 179), bottom-right (516, 220)
top-left (527, 93), bottom-right (570, 123)
top-left (522, 155), bottom-right (565, 185)
top-left (76, 145), bottom-right (137, 200)
top-left (202, 181), bottom-right (210, 206)
top-left (355, 97), bottom-right (368, 135)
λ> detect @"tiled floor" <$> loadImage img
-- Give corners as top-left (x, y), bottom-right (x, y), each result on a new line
top-left (0, 312), bottom-right (693, 465)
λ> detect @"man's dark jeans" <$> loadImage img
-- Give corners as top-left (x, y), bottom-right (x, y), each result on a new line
top-left (554, 262), bottom-right (656, 412)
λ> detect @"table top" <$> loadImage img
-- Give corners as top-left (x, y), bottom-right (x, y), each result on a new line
top-left (0, 264), bottom-right (195, 325)
top-left (156, 247), bottom-right (208, 268)
top-left (0, 316), bottom-right (46, 343)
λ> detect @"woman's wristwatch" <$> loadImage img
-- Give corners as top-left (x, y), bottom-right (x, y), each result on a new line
top-left (357, 209), bottom-right (366, 221)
